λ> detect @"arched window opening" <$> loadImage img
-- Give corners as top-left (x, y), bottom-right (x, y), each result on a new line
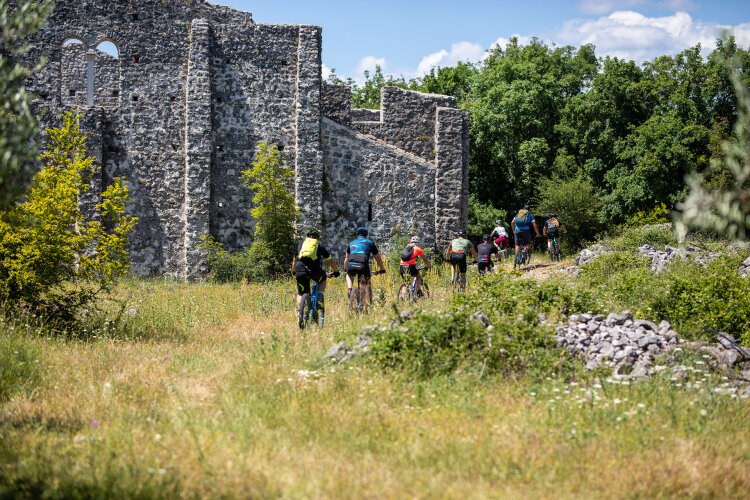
top-left (95, 40), bottom-right (119, 59)
top-left (62, 38), bottom-right (84, 47)
top-left (94, 39), bottom-right (121, 107)
top-left (61, 38), bottom-right (87, 106)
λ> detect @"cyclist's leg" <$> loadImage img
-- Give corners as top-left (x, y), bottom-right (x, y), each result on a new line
top-left (360, 268), bottom-right (372, 306)
top-left (459, 256), bottom-right (467, 290)
top-left (295, 271), bottom-right (311, 309)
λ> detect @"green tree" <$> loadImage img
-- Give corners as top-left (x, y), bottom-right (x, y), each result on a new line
top-left (677, 65), bottom-right (750, 240)
top-left (240, 142), bottom-right (299, 275)
top-left (0, 0), bottom-right (53, 208)
top-left (0, 111), bottom-right (138, 317)
top-left (467, 194), bottom-right (507, 242)
top-left (535, 176), bottom-right (603, 248)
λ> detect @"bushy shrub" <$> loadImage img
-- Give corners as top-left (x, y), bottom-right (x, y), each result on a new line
top-left (468, 194), bottom-right (507, 241)
top-left (535, 176), bottom-right (604, 249)
top-left (624, 203), bottom-right (671, 227)
top-left (608, 224), bottom-right (679, 251)
top-left (198, 234), bottom-right (280, 283)
top-left (0, 112), bottom-right (137, 322)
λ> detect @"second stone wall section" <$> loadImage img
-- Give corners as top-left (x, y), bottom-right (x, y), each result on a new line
top-left (321, 117), bottom-right (436, 258)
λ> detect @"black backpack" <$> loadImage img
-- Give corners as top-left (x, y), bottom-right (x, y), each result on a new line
top-left (400, 245), bottom-right (415, 261)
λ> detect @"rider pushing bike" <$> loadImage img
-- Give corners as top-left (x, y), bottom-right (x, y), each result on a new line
top-left (292, 228), bottom-right (339, 327)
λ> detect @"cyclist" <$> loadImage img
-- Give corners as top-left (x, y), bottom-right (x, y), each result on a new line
top-left (476, 234), bottom-right (499, 275)
top-left (543, 213), bottom-right (567, 253)
top-left (445, 230), bottom-right (478, 291)
top-left (292, 228), bottom-right (340, 326)
top-left (490, 220), bottom-right (509, 251)
top-left (344, 227), bottom-right (386, 307)
top-left (510, 205), bottom-right (540, 258)
top-left (399, 236), bottom-right (432, 296)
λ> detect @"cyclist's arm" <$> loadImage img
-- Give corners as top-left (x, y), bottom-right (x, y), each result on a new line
top-left (325, 256), bottom-right (339, 273)
top-left (510, 219), bottom-right (516, 232)
top-left (343, 251), bottom-right (349, 268)
top-left (471, 247), bottom-right (478, 260)
top-left (543, 224), bottom-right (547, 236)
top-left (445, 243), bottom-right (452, 261)
top-left (420, 252), bottom-right (431, 269)
top-left (532, 221), bottom-right (540, 237)
top-left (561, 223), bottom-right (567, 232)
top-left (374, 254), bottom-right (386, 272)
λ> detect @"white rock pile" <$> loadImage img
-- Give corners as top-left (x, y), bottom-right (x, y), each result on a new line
top-left (554, 310), bottom-right (678, 377)
top-left (637, 244), bottom-right (722, 271)
top-left (739, 256), bottom-right (750, 277)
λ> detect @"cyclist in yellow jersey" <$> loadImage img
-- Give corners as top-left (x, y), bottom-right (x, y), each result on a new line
top-left (445, 230), bottom-right (478, 290)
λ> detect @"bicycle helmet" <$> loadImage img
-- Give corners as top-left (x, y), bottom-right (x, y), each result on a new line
top-left (306, 228), bottom-right (320, 238)
top-left (549, 213), bottom-right (555, 218)
top-left (356, 226), bottom-right (368, 237)
top-left (410, 236), bottom-right (421, 244)
top-left (523, 204), bottom-right (530, 210)
top-left (482, 234), bottom-right (490, 241)
top-left (457, 230), bottom-right (467, 237)
top-left (495, 220), bottom-right (502, 225)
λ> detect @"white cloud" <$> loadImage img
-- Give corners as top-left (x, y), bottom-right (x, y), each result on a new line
top-left (578, 0), bottom-right (696, 15)
top-left (555, 11), bottom-right (750, 62)
top-left (321, 63), bottom-right (331, 81)
top-left (351, 55), bottom-right (387, 84)
top-left (415, 41), bottom-right (485, 75)
top-left (578, 0), bottom-right (648, 16)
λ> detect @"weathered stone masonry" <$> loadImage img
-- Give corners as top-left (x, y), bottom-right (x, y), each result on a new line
top-left (23, 0), bottom-right (469, 277)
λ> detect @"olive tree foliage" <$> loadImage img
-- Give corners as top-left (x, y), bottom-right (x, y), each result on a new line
top-left (0, 112), bottom-right (138, 318)
top-left (0, 0), bottom-right (53, 208)
top-left (676, 66), bottom-right (750, 240)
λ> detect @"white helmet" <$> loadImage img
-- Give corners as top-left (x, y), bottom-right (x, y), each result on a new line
top-left (410, 236), bottom-right (421, 244)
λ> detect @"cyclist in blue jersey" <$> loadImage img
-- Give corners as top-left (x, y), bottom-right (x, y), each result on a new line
top-left (344, 227), bottom-right (386, 307)
top-left (510, 205), bottom-right (540, 257)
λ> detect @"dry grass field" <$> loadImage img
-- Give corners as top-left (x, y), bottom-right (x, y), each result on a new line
top-left (1, 257), bottom-right (749, 499)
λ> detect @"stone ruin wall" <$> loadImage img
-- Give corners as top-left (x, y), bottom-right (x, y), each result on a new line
top-left (23, 0), bottom-right (468, 277)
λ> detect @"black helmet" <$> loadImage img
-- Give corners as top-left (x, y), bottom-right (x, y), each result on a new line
top-left (356, 226), bottom-right (368, 237)
top-left (523, 204), bottom-right (530, 210)
top-left (482, 234), bottom-right (490, 241)
top-left (549, 213), bottom-right (555, 218)
top-left (307, 228), bottom-right (320, 238)
top-left (457, 230), bottom-right (467, 237)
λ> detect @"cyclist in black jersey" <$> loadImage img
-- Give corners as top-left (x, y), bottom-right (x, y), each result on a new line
top-left (476, 234), bottom-right (499, 275)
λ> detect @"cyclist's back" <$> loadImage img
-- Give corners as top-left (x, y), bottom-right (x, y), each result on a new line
top-left (476, 234), bottom-right (498, 274)
top-left (512, 205), bottom-right (539, 250)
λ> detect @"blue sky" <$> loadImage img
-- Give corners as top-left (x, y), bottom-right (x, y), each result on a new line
top-left (215, 0), bottom-right (750, 82)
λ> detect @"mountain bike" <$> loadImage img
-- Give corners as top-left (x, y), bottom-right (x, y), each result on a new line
top-left (348, 270), bottom-right (384, 314)
top-left (451, 261), bottom-right (476, 293)
top-left (397, 266), bottom-right (430, 302)
top-left (548, 234), bottom-right (562, 262)
top-left (298, 272), bottom-right (336, 330)
top-left (514, 243), bottom-right (532, 270)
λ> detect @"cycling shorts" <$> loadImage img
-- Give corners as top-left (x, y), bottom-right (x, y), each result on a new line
top-left (546, 228), bottom-right (559, 239)
top-left (295, 266), bottom-right (326, 296)
top-left (515, 230), bottom-right (532, 246)
top-left (477, 261), bottom-right (493, 274)
top-left (494, 236), bottom-right (509, 249)
top-left (400, 264), bottom-right (419, 278)
top-left (449, 253), bottom-right (467, 273)
top-left (347, 265), bottom-right (371, 282)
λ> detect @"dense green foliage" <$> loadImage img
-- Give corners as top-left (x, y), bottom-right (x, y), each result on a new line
top-left (334, 37), bottom-right (750, 234)
top-left (535, 176), bottom-right (603, 248)
top-left (677, 64), bottom-right (750, 239)
top-left (0, 112), bottom-right (137, 320)
top-left (467, 193), bottom-right (506, 241)
top-left (0, 0), bottom-right (53, 208)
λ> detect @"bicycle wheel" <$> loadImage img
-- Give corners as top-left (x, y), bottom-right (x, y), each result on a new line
top-left (524, 249), bottom-right (531, 266)
top-left (298, 293), bottom-right (311, 329)
top-left (397, 284), bottom-right (409, 301)
top-left (514, 248), bottom-right (522, 270)
top-left (419, 282), bottom-right (430, 299)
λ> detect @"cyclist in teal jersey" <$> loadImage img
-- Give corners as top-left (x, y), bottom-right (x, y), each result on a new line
top-left (344, 227), bottom-right (386, 307)
top-left (445, 230), bottom-right (478, 290)
top-left (511, 205), bottom-right (540, 256)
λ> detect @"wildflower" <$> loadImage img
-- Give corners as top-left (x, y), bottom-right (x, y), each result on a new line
top-left (91, 419), bottom-right (100, 427)
top-left (229, 434), bottom-right (235, 440)
top-left (163, 355), bottom-right (171, 361)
